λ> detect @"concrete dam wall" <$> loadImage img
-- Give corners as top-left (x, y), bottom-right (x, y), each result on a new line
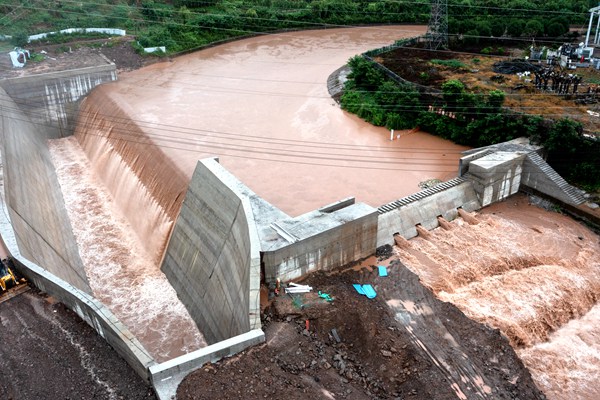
top-left (161, 159), bottom-right (261, 345)
top-left (376, 177), bottom-right (481, 246)
top-left (1, 62), bottom-right (116, 139)
top-left (0, 85), bottom-right (91, 293)
top-left (74, 86), bottom-right (189, 264)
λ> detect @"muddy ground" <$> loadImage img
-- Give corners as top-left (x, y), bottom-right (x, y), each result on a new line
top-left (0, 287), bottom-right (156, 400)
top-left (178, 260), bottom-right (544, 400)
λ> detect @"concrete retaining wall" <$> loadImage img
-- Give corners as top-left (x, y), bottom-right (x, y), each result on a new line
top-left (149, 329), bottom-right (265, 400)
top-left (0, 194), bottom-right (155, 381)
top-left (0, 86), bottom-right (91, 293)
top-left (0, 63), bottom-right (116, 139)
top-left (263, 200), bottom-right (378, 283)
top-left (161, 159), bottom-right (261, 345)
top-left (377, 180), bottom-right (481, 246)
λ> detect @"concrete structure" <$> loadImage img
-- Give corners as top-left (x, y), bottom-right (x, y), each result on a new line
top-left (0, 85), bottom-right (91, 293)
top-left (0, 69), bottom-right (265, 399)
top-left (376, 177), bottom-right (481, 246)
top-left (0, 57), bottom-right (591, 400)
top-left (467, 152), bottom-right (525, 207)
top-left (162, 159), bottom-right (262, 345)
top-left (262, 198), bottom-right (378, 283)
top-left (0, 60), bottom-right (116, 138)
top-left (376, 138), bottom-right (586, 247)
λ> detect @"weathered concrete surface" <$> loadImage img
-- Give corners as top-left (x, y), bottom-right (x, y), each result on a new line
top-left (377, 179), bottom-right (481, 246)
top-left (0, 86), bottom-right (91, 293)
top-left (161, 159), bottom-right (261, 345)
top-left (0, 59), bottom-right (116, 139)
top-left (263, 199), bottom-right (378, 283)
top-left (468, 152), bottom-right (525, 207)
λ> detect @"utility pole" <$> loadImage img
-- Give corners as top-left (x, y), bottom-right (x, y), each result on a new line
top-left (427, 0), bottom-right (448, 50)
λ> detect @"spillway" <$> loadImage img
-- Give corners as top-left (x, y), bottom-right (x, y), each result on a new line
top-left (46, 26), bottom-right (467, 360)
top-left (394, 194), bottom-right (600, 399)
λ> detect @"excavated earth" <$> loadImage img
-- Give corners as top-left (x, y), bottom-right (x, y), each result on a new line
top-left (178, 265), bottom-right (544, 399)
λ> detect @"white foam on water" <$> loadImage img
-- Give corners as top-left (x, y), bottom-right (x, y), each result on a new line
top-left (394, 201), bottom-right (600, 400)
top-left (48, 137), bottom-right (206, 362)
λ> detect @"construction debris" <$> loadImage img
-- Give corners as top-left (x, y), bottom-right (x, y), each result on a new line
top-left (285, 282), bottom-right (313, 294)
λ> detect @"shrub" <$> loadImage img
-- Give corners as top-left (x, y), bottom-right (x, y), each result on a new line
top-left (430, 59), bottom-right (467, 69)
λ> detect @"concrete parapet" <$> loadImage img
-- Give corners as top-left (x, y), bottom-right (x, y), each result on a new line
top-left (0, 62), bottom-right (116, 138)
top-left (150, 329), bottom-right (265, 400)
top-left (0, 86), bottom-right (91, 293)
top-left (377, 181), bottom-right (481, 246)
top-left (0, 196), bottom-right (155, 382)
top-left (161, 159), bottom-right (260, 345)
top-left (458, 149), bottom-right (493, 177)
top-left (263, 199), bottom-right (378, 283)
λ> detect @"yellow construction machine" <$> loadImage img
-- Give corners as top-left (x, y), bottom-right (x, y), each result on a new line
top-left (0, 258), bottom-right (19, 294)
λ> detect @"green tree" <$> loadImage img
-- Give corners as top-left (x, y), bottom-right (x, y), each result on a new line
top-left (442, 79), bottom-right (466, 112)
top-left (507, 19), bottom-right (525, 37)
top-left (490, 19), bottom-right (506, 37)
top-left (546, 22), bottom-right (566, 37)
top-left (486, 90), bottom-right (505, 112)
top-left (544, 118), bottom-right (582, 153)
top-left (524, 19), bottom-right (544, 37)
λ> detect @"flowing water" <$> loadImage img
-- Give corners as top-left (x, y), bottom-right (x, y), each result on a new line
top-left (48, 137), bottom-right (206, 362)
top-left (49, 25), bottom-right (471, 361)
top-left (44, 26), bottom-right (597, 395)
top-left (394, 194), bottom-right (600, 400)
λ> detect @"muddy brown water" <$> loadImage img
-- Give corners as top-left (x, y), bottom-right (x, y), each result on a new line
top-left (46, 26), bottom-right (598, 397)
top-left (51, 25), bottom-right (469, 362)
top-left (74, 25), bottom-right (466, 218)
top-left (394, 194), bottom-right (600, 400)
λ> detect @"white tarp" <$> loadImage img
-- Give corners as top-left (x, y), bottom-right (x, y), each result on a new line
top-left (28, 28), bottom-right (126, 42)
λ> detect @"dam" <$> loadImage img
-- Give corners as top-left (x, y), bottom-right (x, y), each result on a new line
top-left (1, 25), bottom-right (599, 400)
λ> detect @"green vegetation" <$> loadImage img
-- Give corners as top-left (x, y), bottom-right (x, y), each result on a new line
top-left (0, 0), bottom-right (592, 54)
top-left (430, 59), bottom-right (467, 69)
top-left (342, 58), bottom-right (600, 190)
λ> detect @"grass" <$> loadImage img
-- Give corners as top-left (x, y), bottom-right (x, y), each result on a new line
top-left (430, 59), bottom-right (467, 69)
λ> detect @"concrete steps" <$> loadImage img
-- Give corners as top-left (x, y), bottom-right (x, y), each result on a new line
top-left (527, 153), bottom-right (586, 205)
top-left (378, 177), bottom-right (467, 214)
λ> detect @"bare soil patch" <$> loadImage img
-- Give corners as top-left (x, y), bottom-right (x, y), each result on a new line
top-left (178, 262), bottom-right (544, 399)
top-left (0, 287), bottom-right (156, 400)
top-left (377, 44), bottom-right (600, 133)
top-left (1, 37), bottom-right (160, 79)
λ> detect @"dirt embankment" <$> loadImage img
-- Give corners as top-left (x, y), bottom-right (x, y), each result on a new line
top-left (0, 37), bottom-right (159, 79)
top-left (178, 263), bottom-right (544, 400)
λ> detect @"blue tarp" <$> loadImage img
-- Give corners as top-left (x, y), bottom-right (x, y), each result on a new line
top-left (353, 284), bottom-right (377, 299)
top-left (362, 284), bottom-right (377, 299)
top-left (353, 284), bottom-right (365, 295)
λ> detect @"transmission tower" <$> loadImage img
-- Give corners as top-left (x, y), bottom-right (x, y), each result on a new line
top-left (426, 0), bottom-right (448, 50)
